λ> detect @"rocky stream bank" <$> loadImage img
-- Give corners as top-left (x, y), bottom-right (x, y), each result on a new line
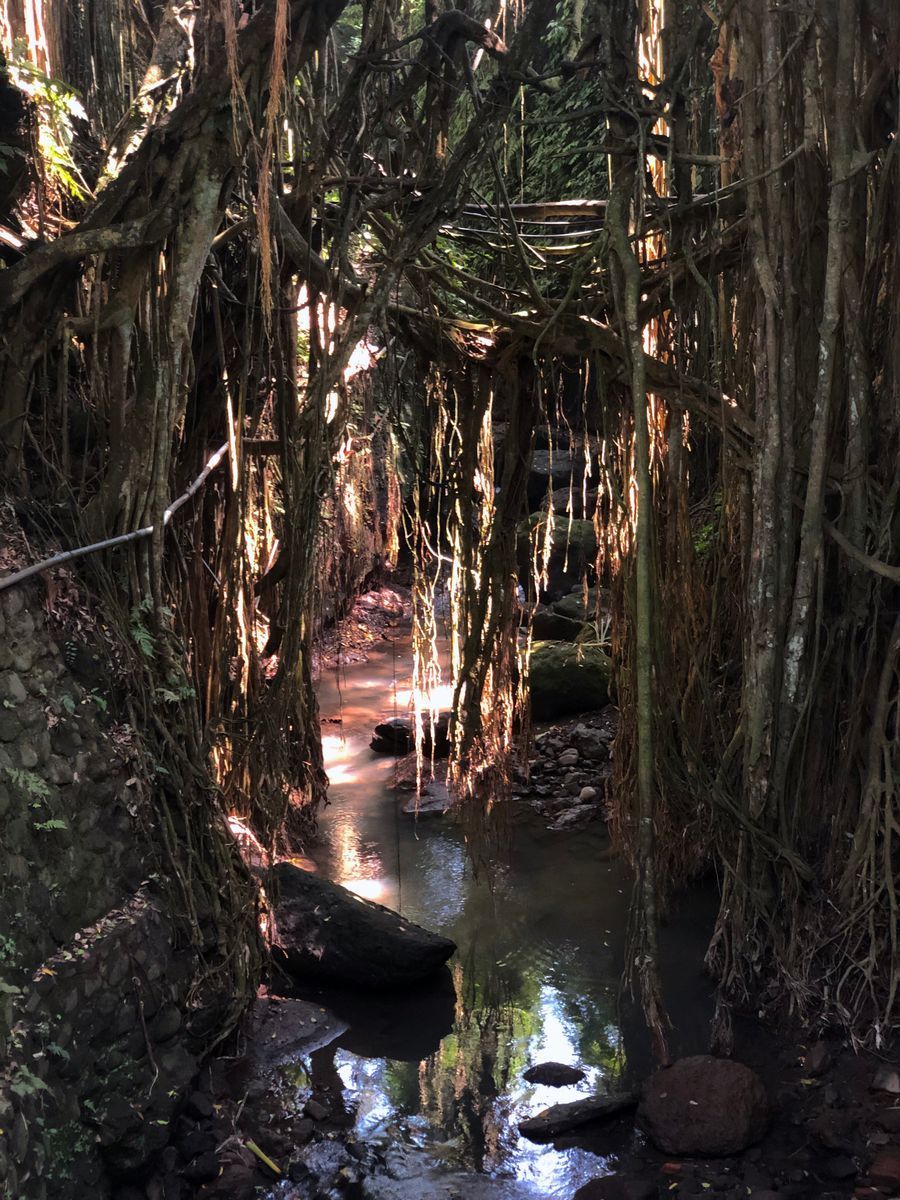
top-left (140, 587), bottom-right (900, 1200)
top-left (145, 948), bottom-right (900, 1200)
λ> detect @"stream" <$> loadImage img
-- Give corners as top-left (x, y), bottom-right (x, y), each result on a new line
top-left (264, 626), bottom-right (720, 1199)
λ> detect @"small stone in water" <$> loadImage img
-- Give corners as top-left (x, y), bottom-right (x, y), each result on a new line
top-left (523, 1061), bottom-right (586, 1086)
top-left (549, 804), bottom-right (597, 830)
top-left (304, 1098), bottom-right (330, 1122)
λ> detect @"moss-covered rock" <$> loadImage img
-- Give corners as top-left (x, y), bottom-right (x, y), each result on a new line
top-left (518, 513), bottom-right (598, 600)
top-left (528, 641), bottom-right (611, 720)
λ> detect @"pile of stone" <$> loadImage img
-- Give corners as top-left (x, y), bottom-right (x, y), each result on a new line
top-left (514, 705), bottom-right (618, 830)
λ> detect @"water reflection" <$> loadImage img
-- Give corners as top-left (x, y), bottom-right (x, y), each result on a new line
top-left (303, 632), bottom-right (714, 1195)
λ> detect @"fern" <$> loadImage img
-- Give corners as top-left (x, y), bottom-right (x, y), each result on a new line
top-left (4, 766), bottom-right (51, 800)
top-left (130, 596), bottom-right (156, 659)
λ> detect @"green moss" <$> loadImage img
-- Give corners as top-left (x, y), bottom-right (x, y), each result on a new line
top-left (519, 512), bottom-right (597, 560)
top-left (529, 641), bottom-right (611, 720)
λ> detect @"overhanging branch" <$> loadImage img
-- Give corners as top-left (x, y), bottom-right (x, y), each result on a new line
top-left (0, 443), bottom-right (228, 593)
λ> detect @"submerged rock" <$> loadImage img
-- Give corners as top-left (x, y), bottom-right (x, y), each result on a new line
top-left (518, 1092), bottom-right (637, 1140)
top-left (402, 783), bottom-right (451, 817)
top-left (637, 1055), bottom-right (769, 1156)
top-left (523, 1061), bottom-right (586, 1086)
top-left (529, 641), bottom-right (611, 720)
top-left (269, 862), bottom-right (456, 988)
top-left (548, 803), bottom-right (600, 831)
top-left (574, 1177), bottom-right (656, 1200)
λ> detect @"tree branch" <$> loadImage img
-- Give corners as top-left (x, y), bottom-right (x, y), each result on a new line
top-left (0, 219), bottom-right (167, 312)
top-left (0, 443), bottom-right (228, 593)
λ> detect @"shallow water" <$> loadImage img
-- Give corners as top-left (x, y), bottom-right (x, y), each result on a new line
top-left (298, 630), bottom-right (717, 1197)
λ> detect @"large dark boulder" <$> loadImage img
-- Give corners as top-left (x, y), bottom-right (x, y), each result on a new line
top-left (269, 863), bottom-right (456, 988)
top-left (529, 641), bottom-right (611, 720)
top-left (531, 606), bottom-right (587, 642)
top-left (527, 449), bottom-right (588, 509)
top-left (551, 587), bottom-right (608, 623)
top-left (637, 1055), bottom-right (769, 1156)
top-left (517, 512), bottom-right (597, 601)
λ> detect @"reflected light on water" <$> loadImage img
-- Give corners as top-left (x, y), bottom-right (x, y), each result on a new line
top-left (341, 876), bottom-right (391, 902)
top-left (397, 681), bottom-right (455, 712)
top-left (328, 815), bottom-right (393, 904)
top-left (321, 733), bottom-right (362, 787)
top-left (531, 984), bottom-right (581, 1066)
top-left (302, 630), bottom-right (641, 1196)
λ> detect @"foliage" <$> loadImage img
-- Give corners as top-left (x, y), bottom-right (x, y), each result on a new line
top-left (7, 46), bottom-right (89, 200)
top-left (129, 598), bottom-right (156, 660)
top-left (519, 10), bottom-right (611, 201)
top-left (0, 141), bottom-right (25, 176)
top-left (4, 766), bottom-right (51, 801)
top-left (9, 1064), bottom-right (49, 1098)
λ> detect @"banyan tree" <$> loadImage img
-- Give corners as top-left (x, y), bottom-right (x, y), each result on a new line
top-left (0, 0), bottom-right (896, 1055)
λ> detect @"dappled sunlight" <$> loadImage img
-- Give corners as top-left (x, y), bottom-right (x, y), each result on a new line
top-left (226, 815), bottom-right (270, 870)
top-left (396, 680), bottom-right (455, 713)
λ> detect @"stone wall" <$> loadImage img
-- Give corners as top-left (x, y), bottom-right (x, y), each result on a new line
top-left (0, 586), bottom-right (144, 998)
top-left (0, 887), bottom-right (215, 1199)
top-left (0, 586), bottom-right (226, 1199)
